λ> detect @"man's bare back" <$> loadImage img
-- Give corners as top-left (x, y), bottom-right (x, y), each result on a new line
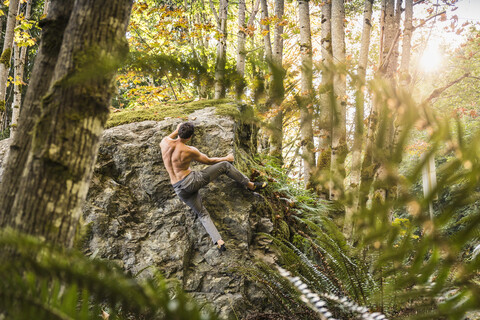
top-left (160, 137), bottom-right (193, 184)
top-left (160, 123), bottom-right (234, 184)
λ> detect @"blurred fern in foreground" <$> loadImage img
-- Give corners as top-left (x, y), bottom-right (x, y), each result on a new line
top-left (244, 78), bottom-right (480, 319)
top-left (0, 228), bottom-right (216, 320)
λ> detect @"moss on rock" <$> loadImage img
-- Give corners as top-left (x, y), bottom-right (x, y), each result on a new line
top-left (106, 99), bottom-right (241, 128)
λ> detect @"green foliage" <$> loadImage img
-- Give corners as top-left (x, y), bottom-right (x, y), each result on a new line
top-left (0, 228), bottom-right (216, 320)
top-left (243, 72), bottom-right (480, 319)
top-left (239, 262), bottom-right (321, 320)
top-left (0, 126), bottom-right (9, 140)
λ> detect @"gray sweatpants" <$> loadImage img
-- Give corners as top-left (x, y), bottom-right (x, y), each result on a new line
top-left (172, 161), bottom-right (250, 244)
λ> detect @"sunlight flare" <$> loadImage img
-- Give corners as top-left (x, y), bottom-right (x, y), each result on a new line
top-left (419, 42), bottom-right (443, 73)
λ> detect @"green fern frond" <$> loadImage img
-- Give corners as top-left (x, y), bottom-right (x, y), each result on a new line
top-left (0, 228), bottom-right (216, 320)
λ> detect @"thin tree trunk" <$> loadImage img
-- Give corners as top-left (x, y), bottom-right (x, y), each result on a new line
top-left (268, 0), bottom-right (285, 161)
top-left (330, 0), bottom-right (346, 200)
top-left (400, 0), bottom-right (412, 78)
top-left (236, 0), bottom-right (260, 99)
top-left (10, 0), bottom-right (32, 139)
top-left (345, 0), bottom-right (374, 237)
top-left (390, 0), bottom-right (402, 75)
top-left (260, 0), bottom-right (272, 66)
top-left (212, 0), bottom-right (228, 99)
top-left (43, 0), bottom-right (50, 15)
top-left (382, 0), bottom-right (397, 78)
top-left (312, 0), bottom-right (331, 198)
top-left (298, 0), bottom-right (314, 187)
top-left (0, 0), bottom-right (19, 131)
top-left (235, 0), bottom-right (247, 100)
top-left (0, 0), bottom-right (133, 248)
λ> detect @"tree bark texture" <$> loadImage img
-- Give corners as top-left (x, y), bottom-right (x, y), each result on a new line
top-left (0, 0), bottom-right (19, 131)
top-left (268, 0), bottom-right (285, 161)
top-left (0, 0), bottom-right (133, 248)
top-left (213, 0), bottom-right (228, 99)
top-left (236, 0), bottom-right (260, 99)
top-left (391, 0), bottom-right (402, 75)
top-left (298, 0), bottom-right (314, 186)
top-left (0, 0), bottom-right (74, 223)
top-left (382, 0), bottom-right (397, 78)
top-left (330, 0), bottom-right (347, 200)
top-left (363, 0), bottom-right (399, 207)
top-left (400, 0), bottom-right (413, 78)
top-left (312, 0), bottom-right (331, 198)
top-left (235, 0), bottom-right (247, 100)
top-left (345, 0), bottom-right (374, 237)
top-left (260, 0), bottom-right (272, 66)
top-left (10, 0), bottom-right (33, 139)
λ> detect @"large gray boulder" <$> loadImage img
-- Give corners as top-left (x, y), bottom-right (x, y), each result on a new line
top-left (81, 107), bottom-right (273, 318)
top-left (0, 107), bottom-right (274, 319)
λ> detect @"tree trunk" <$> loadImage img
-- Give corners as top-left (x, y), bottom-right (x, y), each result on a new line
top-left (400, 0), bottom-right (412, 79)
top-left (345, 0), bottom-right (374, 237)
top-left (382, 0), bottom-right (397, 78)
top-left (364, 0), bottom-right (398, 207)
top-left (235, 0), bottom-right (247, 100)
top-left (236, 0), bottom-right (260, 99)
top-left (298, 0), bottom-right (314, 187)
top-left (260, 0), bottom-right (272, 66)
top-left (0, 0), bottom-right (19, 131)
top-left (0, 0), bottom-right (133, 248)
top-left (330, 0), bottom-right (346, 200)
top-left (43, 0), bottom-right (51, 15)
top-left (0, 0), bottom-right (74, 222)
top-left (10, 0), bottom-right (32, 139)
top-left (268, 0), bottom-right (285, 161)
top-left (212, 0), bottom-right (228, 99)
top-left (312, 0), bottom-right (331, 198)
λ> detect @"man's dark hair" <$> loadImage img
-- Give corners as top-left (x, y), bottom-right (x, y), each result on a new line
top-left (178, 122), bottom-right (195, 139)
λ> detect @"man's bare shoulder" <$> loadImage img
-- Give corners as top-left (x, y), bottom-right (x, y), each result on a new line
top-left (188, 146), bottom-right (200, 153)
top-left (160, 137), bottom-right (175, 148)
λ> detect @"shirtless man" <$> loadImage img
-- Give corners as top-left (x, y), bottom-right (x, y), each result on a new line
top-left (160, 122), bottom-right (267, 251)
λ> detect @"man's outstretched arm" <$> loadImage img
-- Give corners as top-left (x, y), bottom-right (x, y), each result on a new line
top-left (190, 147), bottom-right (234, 165)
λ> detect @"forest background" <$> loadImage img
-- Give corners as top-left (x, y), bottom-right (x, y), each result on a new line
top-left (0, 0), bottom-right (480, 319)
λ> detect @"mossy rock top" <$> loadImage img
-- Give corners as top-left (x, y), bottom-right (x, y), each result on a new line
top-left (106, 99), bottom-right (240, 128)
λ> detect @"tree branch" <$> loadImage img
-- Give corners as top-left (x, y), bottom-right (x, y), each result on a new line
top-left (413, 0), bottom-right (427, 6)
top-left (467, 75), bottom-right (480, 81)
top-left (422, 73), bottom-right (470, 104)
top-left (413, 10), bottom-right (446, 31)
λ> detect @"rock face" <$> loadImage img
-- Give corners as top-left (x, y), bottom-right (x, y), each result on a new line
top-left (81, 107), bottom-right (272, 318)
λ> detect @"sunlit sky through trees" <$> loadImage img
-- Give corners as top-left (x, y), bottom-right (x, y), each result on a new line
top-left (418, 0), bottom-right (480, 73)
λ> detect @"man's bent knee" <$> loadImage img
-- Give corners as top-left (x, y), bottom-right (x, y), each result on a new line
top-left (221, 160), bottom-right (233, 170)
top-left (216, 161), bottom-right (232, 173)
